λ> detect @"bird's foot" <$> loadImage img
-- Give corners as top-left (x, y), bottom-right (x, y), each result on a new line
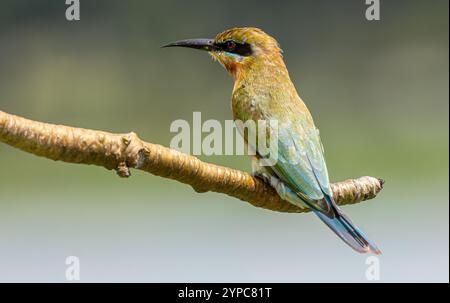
top-left (252, 170), bottom-right (272, 184)
top-left (252, 169), bottom-right (308, 210)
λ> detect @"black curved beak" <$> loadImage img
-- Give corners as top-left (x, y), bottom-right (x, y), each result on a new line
top-left (161, 38), bottom-right (216, 52)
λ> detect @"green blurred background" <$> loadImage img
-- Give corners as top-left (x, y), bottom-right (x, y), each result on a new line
top-left (0, 0), bottom-right (448, 282)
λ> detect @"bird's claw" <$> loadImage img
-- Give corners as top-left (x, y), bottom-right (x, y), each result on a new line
top-left (253, 167), bottom-right (308, 209)
top-left (252, 170), bottom-right (272, 184)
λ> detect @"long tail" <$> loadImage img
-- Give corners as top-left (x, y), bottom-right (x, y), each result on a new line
top-left (312, 206), bottom-right (381, 254)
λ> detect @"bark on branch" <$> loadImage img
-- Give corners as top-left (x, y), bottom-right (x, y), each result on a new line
top-left (0, 110), bottom-right (384, 213)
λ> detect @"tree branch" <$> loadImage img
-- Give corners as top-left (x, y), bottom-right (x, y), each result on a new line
top-left (0, 110), bottom-right (384, 213)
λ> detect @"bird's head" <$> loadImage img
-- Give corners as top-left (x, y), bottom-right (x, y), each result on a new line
top-left (162, 27), bottom-right (283, 79)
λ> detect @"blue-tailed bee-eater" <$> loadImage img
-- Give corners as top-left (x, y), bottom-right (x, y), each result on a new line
top-left (163, 27), bottom-right (380, 254)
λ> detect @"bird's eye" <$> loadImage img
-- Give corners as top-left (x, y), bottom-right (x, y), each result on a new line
top-left (217, 40), bottom-right (252, 56)
top-left (226, 40), bottom-right (236, 51)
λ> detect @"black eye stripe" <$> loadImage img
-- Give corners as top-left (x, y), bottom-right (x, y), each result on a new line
top-left (215, 40), bottom-right (253, 56)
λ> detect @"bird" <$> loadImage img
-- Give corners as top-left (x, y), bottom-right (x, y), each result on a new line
top-left (163, 27), bottom-right (380, 254)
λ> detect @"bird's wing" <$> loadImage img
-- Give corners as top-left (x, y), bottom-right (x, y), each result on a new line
top-left (262, 112), bottom-right (334, 213)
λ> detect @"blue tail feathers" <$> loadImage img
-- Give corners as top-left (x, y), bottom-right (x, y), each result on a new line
top-left (313, 207), bottom-right (381, 255)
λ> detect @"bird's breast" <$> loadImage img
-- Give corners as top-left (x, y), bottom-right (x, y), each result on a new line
top-left (231, 83), bottom-right (271, 122)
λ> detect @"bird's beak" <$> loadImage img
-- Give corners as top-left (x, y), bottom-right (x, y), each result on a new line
top-left (161, 38), bottom-right (216, 52)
